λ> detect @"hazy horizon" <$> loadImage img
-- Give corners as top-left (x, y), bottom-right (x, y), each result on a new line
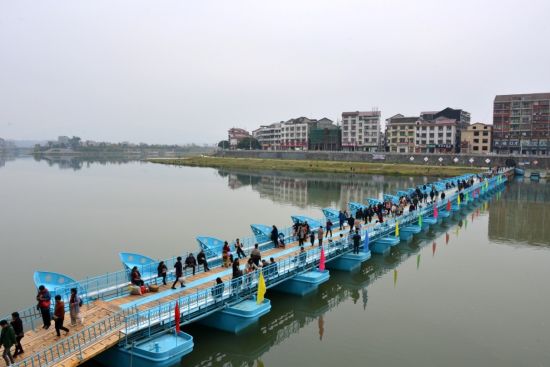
top-left (1, 0), bottom-right (549, 144)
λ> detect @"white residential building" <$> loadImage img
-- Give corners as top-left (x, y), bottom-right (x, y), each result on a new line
top-left (414, 118), bottom-right (458, 153)
top-left (253, 123), bottom-right (282, 150)
top-left (386, 114), bottom-right (418, 153)
top-left (280, 117), bottom-right (316, 150)
top-left (341, 111), bottom-right (381, 152)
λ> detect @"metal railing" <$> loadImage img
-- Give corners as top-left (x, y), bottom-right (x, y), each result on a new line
top-left (15, 307), bottom-right (137, 367)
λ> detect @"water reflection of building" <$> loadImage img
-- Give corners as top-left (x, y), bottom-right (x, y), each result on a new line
top-left (221, 169), bottom-right (433, 210)
top-left (257, 176), bottom-right (309, 207)
top-left (488, 180), bottom-right (550, 246)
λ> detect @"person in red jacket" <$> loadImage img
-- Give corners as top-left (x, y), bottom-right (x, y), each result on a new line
top-left (53, 295), bottom-right (69, 337)
top-left (36, 285), bottom-right (51, 329)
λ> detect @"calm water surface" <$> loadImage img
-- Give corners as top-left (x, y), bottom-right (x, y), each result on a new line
top-left (1, 156), bottom-right (549, 367)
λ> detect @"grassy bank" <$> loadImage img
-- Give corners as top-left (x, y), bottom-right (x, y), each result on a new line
top-left (148, 156), bottom-right (484, 176)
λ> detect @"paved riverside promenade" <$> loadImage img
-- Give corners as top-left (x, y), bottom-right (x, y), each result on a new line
top-left (215, 149), bottom-right (550, 170)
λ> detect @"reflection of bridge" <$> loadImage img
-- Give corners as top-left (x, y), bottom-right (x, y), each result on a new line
top-left (488, 180), bottom-right (550, 247)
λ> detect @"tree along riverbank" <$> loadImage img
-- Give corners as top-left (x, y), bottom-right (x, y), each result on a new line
top-left (148, 156), bottom-right (484, 176)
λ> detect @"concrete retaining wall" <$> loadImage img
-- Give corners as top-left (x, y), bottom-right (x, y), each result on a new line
top-left (214, 150), bottom-right (550, 170)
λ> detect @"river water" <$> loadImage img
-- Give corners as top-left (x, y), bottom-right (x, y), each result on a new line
top-left (1, 156), bottom-right (549, 366)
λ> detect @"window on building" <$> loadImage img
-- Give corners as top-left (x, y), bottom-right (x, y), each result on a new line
top-left (474, 139), bottom-right (479, 143)
top-left (474, 131), bottom-right (479, 136)
top-left (482, 146), bottom-right (488, 151)
top-left (473, 146), bottom-right (479, 151)
top-left (482, 131), bottom-right (488, 136)
top-left (482, 139), bottom-right (488, 143)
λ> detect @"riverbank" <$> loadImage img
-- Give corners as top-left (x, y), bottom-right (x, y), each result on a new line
top-left (148, 156), bottom-right (484, 176)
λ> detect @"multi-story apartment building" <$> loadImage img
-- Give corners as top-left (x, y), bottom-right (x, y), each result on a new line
top-left (415, 118), bottom-right (457, 153)
top-left (341, 111), bottom-right (381, 152)
top-left (252, 123), bottom-right (281, 150)
top-left (253, 117), bottom-right (339, 151)
top-left (386, 114), bottom-right (418, 153)
top-left (416, 108), bottom-right (470, 153)
top-left (279, 117), bottom-right (316, 150)
top-left (387, 107), bottom-right (470, 154)
top-left (227, 128), bottom-right (251, 149)
top-left (461, 122), bottom-right (492, 154)
top-left (493, 93), bottom-right (550, 155)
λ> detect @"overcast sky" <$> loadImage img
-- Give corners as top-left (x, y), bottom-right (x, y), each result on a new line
top-left (1, 0), bottom-right (549, 144)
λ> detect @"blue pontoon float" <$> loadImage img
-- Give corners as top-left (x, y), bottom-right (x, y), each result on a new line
top-left (383, 194), bottom-right (399, 205)
top-left (366, 198), bottom-right (382, 206)
top-left (348, 202), bottom-right (366, 216)
top-left (399, 225), bottom-right (422, 241)
top-left (119, 252), bottom-right (158, 279)
top-left (274, 270), bottom-right (330, 296)
top-left (421, 216), bottom-right (438, 230)
top-left (370, 236), bottom-right (400, 254)
top-left (397, 190), bottom-right (410, 198)
top-left (96, 331), bottom-right (194, 367)
top-left (199, 298), bottom-right (271, 333)
top-left (33, 271), bottom-right (78, 291)
top-left (196, 236), bottom-right (226, 259)
top-left (290, 215), bottom-right (322, 229)
top-left (250, 224), bottom-right (273, 243)
top-left (322, 208), bottom-right (340, 223)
